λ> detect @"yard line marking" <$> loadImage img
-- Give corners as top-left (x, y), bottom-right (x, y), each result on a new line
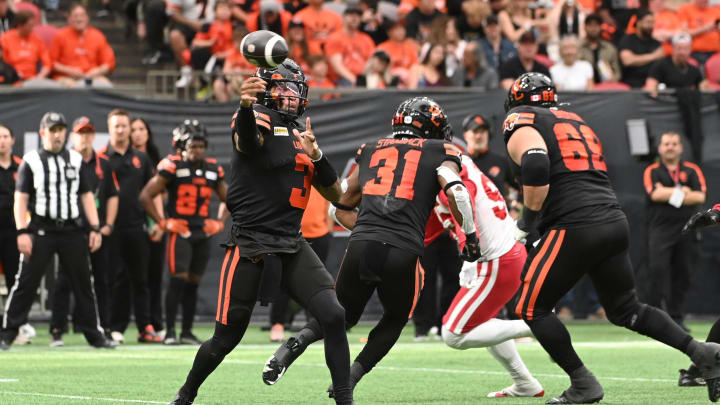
top-left (0, 379), bottom-right (19, 383)
top-left (0, 391), bottom-right (171, 404)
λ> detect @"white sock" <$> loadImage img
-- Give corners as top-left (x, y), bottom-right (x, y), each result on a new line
top-left (442, 318), bottom-right (532, 349)
top-left (487, 339), bottom-right (533, 383)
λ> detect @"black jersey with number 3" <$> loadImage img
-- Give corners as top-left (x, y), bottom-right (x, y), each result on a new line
top-left (503, 106), bottom-right (623, 232)
top-left (351, 137), bottom-right (462, 255)
top-left (225, 104), bottom-right (314, 255)
top-left (157, 155), bottom-right (225, 228)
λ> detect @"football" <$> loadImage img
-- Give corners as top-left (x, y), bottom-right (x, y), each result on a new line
top-left (241, 30), bottom-right (289, 69)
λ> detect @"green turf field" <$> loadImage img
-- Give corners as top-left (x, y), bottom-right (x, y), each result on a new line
top-left (0, 320), bottom-right (715, 404)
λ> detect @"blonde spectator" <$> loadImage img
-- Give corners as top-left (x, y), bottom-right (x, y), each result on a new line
top-left (498, 0), bottom-right (541, 43)
top-left (550, 35), bottom-right (594, 90)
top-left (407, 42), bottom-right (450, 88)
top-left (457, 0), bottom-right (490, 40)
top-left (548, 0), bottom-right (586, 41)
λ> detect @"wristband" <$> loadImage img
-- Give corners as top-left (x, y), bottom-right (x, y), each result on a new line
top-left (310, 149), bottom-right (323, 162)
top-left (332, 201), bottom-right (355, 211)
top-left (104, 223), bottom-right (114, 232)
top-left (518, 207), bottom-right (540, 232)
top-left (89, 224), bottom-right (101, 233)
top-left (443, 180), bottom-right (464, 194)
top-left (17, 228), bottom-right (32, 236)
top-left (312, 154), bottom-right (339, 188)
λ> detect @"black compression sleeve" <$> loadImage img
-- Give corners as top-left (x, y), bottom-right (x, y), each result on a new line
top-left (234, 106), bottom-right (263, 153)
top-left (520, 149), bottom-right (550, 186)
top-left (312, 154), bottom-right (339, 188)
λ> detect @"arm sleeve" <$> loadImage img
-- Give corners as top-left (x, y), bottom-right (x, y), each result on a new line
top-left (99, 35), bottom-right (116, 71)
top-left (686, 164), bottom-right (707, 193)
top-left (232, 106), bottom-right (271, 154)
top-left (617, 35), bottom-right (631, 52)
top-left (49, 33), bottom-right (62, 64)
top-left (354, 143), bottom-right (366, 163)
top-left (16, 161), bottom-right (33, 193)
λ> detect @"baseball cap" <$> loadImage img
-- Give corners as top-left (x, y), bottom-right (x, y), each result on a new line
top-left (463, 114), bottom-right (489, 132)
top-left (344, 3), bottom-right (363, 15)
top-left (72, 116), bottom-right (95, 133)
top-left (585, 13), bottom-right (602, 25)
top-left (288, 18), bottom-right (305, 29)
top-left (260, 0), bottom-right (281, 13)
top-left (519, 31), bottom-right (536, 44)
top-left (40, 111), bottom-right (67, 129)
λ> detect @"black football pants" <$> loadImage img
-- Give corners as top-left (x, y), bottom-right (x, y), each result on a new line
top-left (50, 236), bottom-right (111, 333)
top-left (516, 218), bottom-right (693, 374)
top-left (148, 236), bottom-right (166, 331)
top-left (0, 231), bottom-right (19, 294)
top-left (413, 232), bottom-right (461, 335)
top-left (179, 240), bottom-right (350, 400)
top-left (109, 228), bottom-right (151, 333)
top-left (1, 230), bottom-right (104, 345)
top-left (646, 228), bottom-right (697, 322)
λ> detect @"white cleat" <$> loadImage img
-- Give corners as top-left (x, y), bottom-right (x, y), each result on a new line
top-left (111, 331), bottom-right (125, 344)
top-left (487, 380), bottom-right (545, 398)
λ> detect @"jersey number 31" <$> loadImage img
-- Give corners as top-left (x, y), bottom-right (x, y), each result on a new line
top-left (363, 147), bottom-right (421, 200)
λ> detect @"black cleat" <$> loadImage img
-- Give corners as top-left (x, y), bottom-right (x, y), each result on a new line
top-left (690, 342), bottom-right (720, 401)
top-left (0, 339), bottom-right (9, 351)
top-left (678, 367), bottom-right (705, 387)
top-left (91, 338), bottom-right (117, 349)
top-left (168, 391), bottom-right (194, 405)
top-left (262, 337), bottom-right (307, 385)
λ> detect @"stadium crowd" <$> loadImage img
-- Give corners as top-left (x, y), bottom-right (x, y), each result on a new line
top-left (0, 0), bottom-right (718, 97)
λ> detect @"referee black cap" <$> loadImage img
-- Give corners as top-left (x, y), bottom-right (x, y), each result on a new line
top-left (40, 111), bottom-right (67, 130)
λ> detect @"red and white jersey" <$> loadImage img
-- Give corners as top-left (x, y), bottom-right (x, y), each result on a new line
top-left (436, 155), bottom-right (517, 263)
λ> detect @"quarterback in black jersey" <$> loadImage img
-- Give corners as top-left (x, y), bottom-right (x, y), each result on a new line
top-left (262, 97), bottom-right (482, 396)
top-left (169, 59), bottom-right (354, 405)
top-left (504, 72), bottom-right (720, 404)
top-left (140, 121), bottom-right (228, 346)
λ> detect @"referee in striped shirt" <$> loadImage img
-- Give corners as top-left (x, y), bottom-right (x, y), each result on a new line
top-left (0, 112), bottom-right (114, 350)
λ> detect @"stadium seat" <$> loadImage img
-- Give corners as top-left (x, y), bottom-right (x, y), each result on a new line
top-left (705, 53), bottom-right (720, 89)
top-left (14, 2), bottom-right (41, 24)
top-left (33, 25), bottom-right (59, 48)
top-left (593, 81), bottom-right (631, 91)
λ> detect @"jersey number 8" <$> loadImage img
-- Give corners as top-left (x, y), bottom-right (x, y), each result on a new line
top-left (553, 122), bottom-right (607, 172)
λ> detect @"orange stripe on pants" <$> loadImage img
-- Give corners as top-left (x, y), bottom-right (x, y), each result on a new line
top-left (167, 233), bottom-right (177, 275)
top-left (215, 248), bottom-right (233, 322)
top-left (525, 230), bottom-right (566, 320)
top-left (515, 230), bottom-right (557, 319)
top-left (221, 247), bottom-right (241, 325)
top-left (408, 260), bottom-right (425, 319)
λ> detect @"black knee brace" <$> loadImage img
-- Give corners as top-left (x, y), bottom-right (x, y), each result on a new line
top-left (603, 289), bottom-right (643, 329)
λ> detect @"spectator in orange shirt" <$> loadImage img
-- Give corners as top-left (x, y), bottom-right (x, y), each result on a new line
top-left (650, 0), bottom-right (681, 56)
top-left (324, 3), bottom-right (376, 87)
top-left (190, 1), bottom-right (233, 72)
top-left (245, 0), bottom-right (292, 36)
top-left (213, 27), bottom-right (256, 102)
top-left (0, 11), bottom-right (53, 84)
top-left (377, 20), bottom-right (418, 83)
top-left (285, 18), bottom-right (322, 73)
top-left (293, 0), bottom-right (342, 51)
top-left (49, 4), bottom-right (115, 87)
top-left (677, 0), bottom-right (720, 64)
top-left (307, 55), bottom-right (335, 88)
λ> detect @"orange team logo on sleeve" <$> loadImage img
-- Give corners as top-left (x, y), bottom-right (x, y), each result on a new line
top-left (503, 112), bottom-right (535, 132)
top-left (158, 158), bottom-right (176, 174)
top-left (443, 143), bottom-right (462, 158)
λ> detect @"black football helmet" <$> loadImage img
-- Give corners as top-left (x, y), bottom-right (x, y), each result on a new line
top-left (504, 72), bottom-right (558, 112)
top-left (256, 59), bottom-right (309, 119)
top-left (391, 97), bottom-right (452, 141)
top-left (172, 119), bottom-right (208, 152)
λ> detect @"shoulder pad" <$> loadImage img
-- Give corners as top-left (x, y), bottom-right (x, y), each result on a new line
top-left (503, 106), bottom-right (539, 143)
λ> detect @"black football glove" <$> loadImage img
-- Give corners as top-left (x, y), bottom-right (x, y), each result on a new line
top-left (461, 232), bottom-right (481, 262)
top-left (682, 209), bottom-right (720, 234)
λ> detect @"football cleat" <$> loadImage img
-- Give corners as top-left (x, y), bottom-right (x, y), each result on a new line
top-left (708, 377), bottom-right (720, 402)
top-left (138, 325), bottom-right (163, 343)
top-left (262, 337), bottom-right (306, 385)
top-left (91, 339), bottom-right (117, 349)
top-left (111, 331), bottom-right (125, 344)
top-left (678, 367), bottom-right (705, 387)
top-left (487, 380), bottom-right (545, 398)
top-left (690, 342), bottom-right (720, 401)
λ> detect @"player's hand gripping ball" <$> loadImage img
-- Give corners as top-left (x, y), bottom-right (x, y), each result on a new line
top-left (241, 30), bottom-right (289, 68)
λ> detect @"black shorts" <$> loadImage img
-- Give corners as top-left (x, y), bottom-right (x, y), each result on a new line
top-left (167, 230), bottom-right (211, 276)
top-left (514, 216), bottom-right (635, 321)
top-left (335, 239), bottom-right (422, 324)
top-left (215, 240), bottom-right (334, 325)
top-left (170, 22), bottom-right (196, 45)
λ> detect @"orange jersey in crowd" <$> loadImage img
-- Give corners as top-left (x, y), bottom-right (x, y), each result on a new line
top-left (0, 29), bottom-right (52, 79)
top-left (245, 10), bottom-right (292, 36)
top-left (49, 26), bottom-right (116, 77)
top-left (377, 39), bottom-right (418, 71)
top-left (324, 29), bottom-right (375, 77)
top-left (194, 20), bottom-right (234, 55)
top-left (308, 77), bottom-right (335, 88)
top-left (398, 0), bottom-right (446, 15)
top-left (224, 47), bottom-right (255, 71)
top-left (677, 2), bottom-right (720, 53)
top-left (300, 186), bottom-right (330, 238)
top-left (293, 6), bottom-right (342, 50)
top-left (288, 41), bottom-right (323, 72)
